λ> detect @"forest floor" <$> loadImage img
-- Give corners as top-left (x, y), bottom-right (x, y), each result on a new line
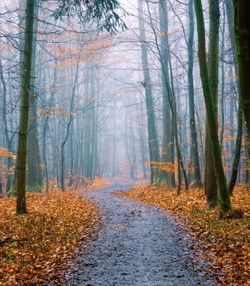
top-left (64, 184), bottom-right (220, 286)
top-left (115, 184), bottom-right (249, 286)
top-left (1, 183), bottom-right (248, 285)
top-left (0, 187), bottom-right (101, 285)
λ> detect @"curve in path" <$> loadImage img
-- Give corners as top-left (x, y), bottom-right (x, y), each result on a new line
top-left (65, 184), bottom-right (215, 286)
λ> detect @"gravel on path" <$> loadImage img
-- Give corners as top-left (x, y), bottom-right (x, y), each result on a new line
top-left (64, 184), bottom-right (216, 286)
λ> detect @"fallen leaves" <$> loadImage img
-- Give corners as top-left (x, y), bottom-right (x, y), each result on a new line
top-left (115, 185), bottom-right (249, 286)
top-left (0, 190), bottom-right (101, 285)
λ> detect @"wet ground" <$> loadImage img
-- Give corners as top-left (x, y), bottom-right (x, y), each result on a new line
top-left (64, 184), bottom-right (216, 286)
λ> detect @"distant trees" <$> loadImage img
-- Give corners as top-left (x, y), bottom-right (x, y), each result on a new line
top-left (13, 0), bottom-right (128, 213)
top-left (0, 0), bottom-right (248, 214)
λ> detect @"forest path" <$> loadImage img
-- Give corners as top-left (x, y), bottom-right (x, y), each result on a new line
top-left (65, 184), bottom-right (214, 286)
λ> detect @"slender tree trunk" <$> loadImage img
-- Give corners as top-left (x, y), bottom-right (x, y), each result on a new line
top-left (159, 0), bottom-right (172, 185)
top-left (138, 0), bottom-right (160, 184)
top-left (220, 4), bottom-right (226, 148)
top-left (225, 0), bottom-right (244, 193)
top-left (229, 96), bottom-right (243, 194)
top-left (137, 101), bottom-right (147, 179)
top-left (188, 0), bottom-right (202, 187)
top-left (194, 0), bottom-right (232, 212)
top-left (16, 0), bottom-right (35, 215)
top-left (233, 0), bottom-right (250, 141)
top-left (61, 61), bottom-right (79, 191)
top-left (83, 62), bottom-right (91, 182)
top-left (163, 8), bottom-right (188, 193)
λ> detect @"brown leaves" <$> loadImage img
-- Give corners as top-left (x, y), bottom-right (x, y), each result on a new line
top-left (0, 190), bottom-right (100, 285)
top-left (115, 185), bottom-right (250, 285)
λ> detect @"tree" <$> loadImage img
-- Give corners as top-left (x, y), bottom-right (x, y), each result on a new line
top-left (187, 0), bottom-right (202, 187)
top-left (204, 0), bottom-right (220, 208)
top-left (16, 0), bottom-right (36, 215)
top-left (194, 0), bottom-right (232, 212)
top-left (52, 0), bottom-right (127, 34)
top-left (26, 0), bottom-right (43, 191)
top-left (224, 0), bottom-right (243, 194)
top-left (158, 0), bottom-right (174, 186)
top-left (15, 0), bottom-right (128, 214)
top-left (138, 0), bottom-right (161, 184)
top-left (233, 0), bottom-right (250, 142)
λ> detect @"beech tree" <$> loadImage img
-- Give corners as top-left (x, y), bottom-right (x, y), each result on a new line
top-left (138, 0), bottom-right (161, 184)
top-left (16, 0), bottom-right (36, 215)
top-left (194, 0), bottom-right (232, 212)
top-left (204, 0), bottom-right (220, 208)
top-left (233, 0), bottom-right (250, 141)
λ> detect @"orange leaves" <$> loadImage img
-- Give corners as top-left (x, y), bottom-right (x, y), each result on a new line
top-left (144, 161), bottom-right (175, 173)
top-left (37, 108), bottom-right (75, 119)
top-left (0, 147), bottom-right (16, 160)
top-left (115, 185), bottom-right (250, 285)
top-left (91, 176), bottom-right (110, 188)
top-left (0, 147), bottom-right (16, 184)
top-left (83, 176), bottom-right (110, 190)
top-left (0, 190), bottom-right (101, 285)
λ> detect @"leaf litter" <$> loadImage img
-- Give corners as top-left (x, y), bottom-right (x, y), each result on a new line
top-left (0, 189), bottom-right (101, 285)
top-left (114, 185), bottom-right (249, 286)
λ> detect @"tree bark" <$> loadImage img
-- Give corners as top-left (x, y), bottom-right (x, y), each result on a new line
top-left (204, 0), bottom-right (220, 208)
top-left (16, 0), bottom-right (36, 215)
top-left (159, 0), bottom-right (172, 186)
top-left (26, 0), bottom-right (42, 190)
top-left (233, 0), bottom-right (250, 144)
top-left (188, 0), bottom-right (202, 187)
top-left (138, 0), bottom-right (160, 184)
top-left (194, 0), bottom-right (232, 212)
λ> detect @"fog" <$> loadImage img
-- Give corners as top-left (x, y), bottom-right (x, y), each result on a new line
top-left (0, 0), bottom-right (247, 193)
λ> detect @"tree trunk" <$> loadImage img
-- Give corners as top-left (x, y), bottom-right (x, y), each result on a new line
top-left (26, 0), bottom-right (42, 191)
top-left (233, 0), bottom-right (250, 144)
top-left (138, 0), bottom-right (160, 184)
top-left (188, 0), bottom-right (202, 187)
top-left (204, 0), bottom-right (220, 208)
top-left (194, 0), bottom-right (232, 212)
top-left (159, 0), bottom-right (172, 186)
top-left (16, 0), bottom-right (35, 215)
top-left (60, 61), bottom-right (79, 191)
top-left (225, 0), bottom-right (244, 194)
top-left (229, 96), bottom-right (243, 194)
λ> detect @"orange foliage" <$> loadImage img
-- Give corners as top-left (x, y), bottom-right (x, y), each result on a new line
top-left (0, 190), bottom-right (100, 285)
top-left (115, 185), bottom-right (249, 285)
top-left (144, 161), bottom-right (175, 173)
top-left (84, 176), bottom-right (110, 191)
top-left (0, 148), bottom-right (16, 160)
top-left (0, 147), bottom-right (16, 186)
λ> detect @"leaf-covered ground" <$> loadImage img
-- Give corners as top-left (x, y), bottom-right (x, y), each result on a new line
top-left (0, 190), bottom-right (101, 285)
top-left (115, 185), bottom-right (249, 285)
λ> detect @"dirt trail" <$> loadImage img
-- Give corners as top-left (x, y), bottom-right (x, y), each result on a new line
top-left (65, 184), bottom-right (215, 286)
